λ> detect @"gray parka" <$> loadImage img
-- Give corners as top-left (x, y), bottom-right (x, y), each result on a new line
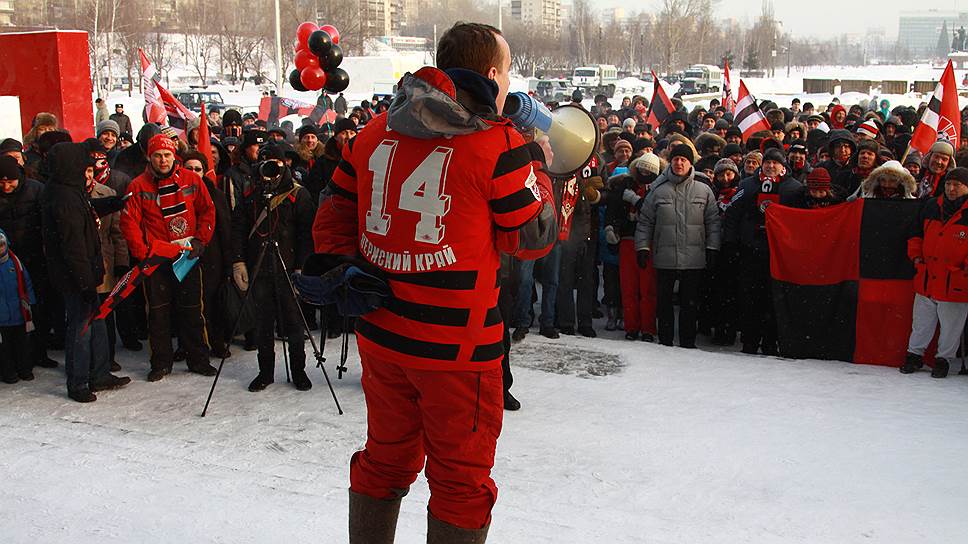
top-left (634, 166), bottom-right (721, 269)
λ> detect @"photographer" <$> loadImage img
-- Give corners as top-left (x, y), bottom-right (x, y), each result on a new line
top-left (231, 144), bottom-right (315, 392)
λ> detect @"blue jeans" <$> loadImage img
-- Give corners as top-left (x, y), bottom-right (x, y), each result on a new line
top-left (64, 292), bottom-right (110, 392)
top-left (512, 242), bottom-right (561, 329)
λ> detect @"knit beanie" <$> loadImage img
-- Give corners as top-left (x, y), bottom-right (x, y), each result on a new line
top-left (147, 134), bottom-right (177, 156)
top-left (96, 119), bottom-right (120, 137)
top-left (631, 153), bottom-right (660, 176)
top-left (613, 139), bottom-right (633, 155)
top-left (695, 154), bottom-right (720, 174)
top-left (714, 158), bottom-right (739, 176)
top-left (856, 119), bottom-right (880, 139)
top-left (669, 143), bottom-right (695, 164)
top-left (807, 167), bottom-right (832, 191)
top-left (945, 167), bottom-right (968, 186)
top-left (856, 139), bottom-right (879, 156)
top-left (903, 149), bottom-right (923, 166)
top-left (762, 147), bottom-right (787, 169)
top-left (0, 155), bottom-right (20, 180)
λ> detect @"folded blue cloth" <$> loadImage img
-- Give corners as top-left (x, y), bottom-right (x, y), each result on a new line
top-left (292, 263), bottom-right (391, 317)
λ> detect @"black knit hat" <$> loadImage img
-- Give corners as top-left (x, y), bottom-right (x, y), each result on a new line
top-left (0, 138), bottom-right (23, 154)
top-left (334, 117), bottom-right (357, 135)
top-left (762, 147), bottom-right (787, 169)
top-left (945, 167), bottom-right (968, 186)
top-left (222, 109), bottom-right (243, 127)
top-left (0, 155), bottom-right (20, 180)
top-left (668, 144), bottom-right (695, 164)
top-left (297, 124), bottom-right (318, 139)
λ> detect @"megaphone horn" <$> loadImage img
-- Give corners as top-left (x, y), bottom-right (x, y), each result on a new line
top-left (504, 92), bottom-right (601, 177)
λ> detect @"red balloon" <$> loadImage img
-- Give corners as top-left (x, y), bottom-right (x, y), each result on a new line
top-left (293, 38), bottom-right (306, 52)
top-left (294, 49), bottom-right (319, 71)
top-left (300, 67), bottom-right (328, 91)
top-left (319, 24), bottom-right (340, 45)
top-left (296, 22), bottom-right (318, 46)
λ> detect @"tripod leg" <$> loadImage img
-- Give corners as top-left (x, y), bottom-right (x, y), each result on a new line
top-left (201, 240), bottom-right (271, 417)
top-left (273, 244), bottom-right (343, 415)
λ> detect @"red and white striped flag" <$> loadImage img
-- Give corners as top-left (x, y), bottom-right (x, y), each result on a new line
top-left (139, 49), bottom-right (196, 135)
top-left (722, 59), bottom-right (735, 113)
top-left (910, 59), bottom-right (961, 155)
top-left (734, 80), bottom-right (770, 142)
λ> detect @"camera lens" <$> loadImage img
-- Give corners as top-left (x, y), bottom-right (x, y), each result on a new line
top-left (259, 160), bottom-right (282, 179)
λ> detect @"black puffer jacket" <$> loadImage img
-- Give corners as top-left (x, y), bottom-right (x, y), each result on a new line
top-left (201, 177), bottom-right (233, 281)
top-left (0, 173), bottom-right (45, 275)
top-left (232, 169), bottom-right (315, 272)
top-left (42, 143), bottom-right (104, 294)
top-left (724, 172), bottom-right (803, 252)
top-left (305, 139), bottom-right (341, 205)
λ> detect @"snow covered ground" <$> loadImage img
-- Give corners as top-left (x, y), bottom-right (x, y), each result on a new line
top-left (2, 325), bottom-right (967, 543)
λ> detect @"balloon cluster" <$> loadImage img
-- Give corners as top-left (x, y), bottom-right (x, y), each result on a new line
top-left (291, 22), bottom-right (349, 94)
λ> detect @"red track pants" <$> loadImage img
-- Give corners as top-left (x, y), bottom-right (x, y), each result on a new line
top-left (619, 239), bottom-right (657, 335)
top-left (349, 351), bottom-right (504, 529)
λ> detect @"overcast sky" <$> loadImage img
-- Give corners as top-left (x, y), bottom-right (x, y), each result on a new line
top-left (589, 0), bottom-right (968, 39)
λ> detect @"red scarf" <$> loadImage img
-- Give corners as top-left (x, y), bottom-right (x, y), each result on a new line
top-left (559, 176), bottom-right (578, 240)
top-left (7, 250), bottom-right (34, 332)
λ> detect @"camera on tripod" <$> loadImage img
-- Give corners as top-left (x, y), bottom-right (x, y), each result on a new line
top-left (257, 159), bottom-right (283, 181)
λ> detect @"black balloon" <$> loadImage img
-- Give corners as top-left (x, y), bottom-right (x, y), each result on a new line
top-left (289, 69), bottom-right (308, 92)
top-left (322, 44), bottom-right (343, 71)
top-left (324, 68), bottom-right (350, 93)
top-left (308, 30), bottom-right (333, 56)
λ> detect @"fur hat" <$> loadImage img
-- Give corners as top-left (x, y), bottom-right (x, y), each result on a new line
top-left (32, 112), bottom-right (58, 128)
top-left (856, 139), bottom-right (879, 156)
top-left (930, 139), bottom-right (955, 159)
top-left (723, 143), bottom-right (743, 157)
top-left (695, 132), bottom-right (726, 154)
top-left (862, 160), bottom-right (916, 197)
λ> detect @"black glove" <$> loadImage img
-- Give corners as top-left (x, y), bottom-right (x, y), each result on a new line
top-left (187, 238), bottom-right (205, 260)
top-left (637, 249), bottom-right (650, 269)
top-left (81, 290), bottom-right (98, 305)
top-left (89, 195), bottom-right (127, 217)
top-left (706, 249), bottom-right (719, 269)
top-left (114, 265), bottom-right (129, 279)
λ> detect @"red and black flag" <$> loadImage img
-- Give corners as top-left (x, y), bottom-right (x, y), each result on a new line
top-left (734, 80), bottom-right (771, 142)
top-left (85, 240), bottom-right (185, 331)
top-left (139, 49), bottom-right (196, 136)
top-left (258, 96), bottom-right (337, 128)
top-left (909, 59), bottom-right (961, 155)
top-left (766, 199), bottom-right (921, 366)
top-left (722, 58), bottom-right (735, 113)
top-left (646, 71), bottom-right (675, 128)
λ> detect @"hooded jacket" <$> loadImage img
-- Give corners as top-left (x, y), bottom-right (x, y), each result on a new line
top-left (909, 195), bottom-right (968, 303)
top-left (112, 123), bottom-right (162, 178)
top-left (0, 170), bottom-right (45, 276)
top-left (724, 170), bottom-right (803, 252)
top-left (855, 161), bottom-right (917, 199)
top-left (232, 168), bottom-right (314, 272)
top-left (817, 129), bottom-right (856, 182)
top-left (634, 165), bottom-right (721, 269)
top-left (41, 143), bottom-right (104, 294)
top-left (311, 66), bottom-right (557, 370)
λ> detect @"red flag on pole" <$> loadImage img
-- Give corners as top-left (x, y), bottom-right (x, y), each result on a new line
top-left (646, 71), bottom-right (676, 129)
top-left (734, 80), bottom-right (771, 142)
top-left (140, 49), bottom-right (196, 136)
top-left (197, 102), bottom-right (215, 180)
top-left (722, 59), bottom-right (735, 113)
top-left (910, 60), bottom-right (961, 155)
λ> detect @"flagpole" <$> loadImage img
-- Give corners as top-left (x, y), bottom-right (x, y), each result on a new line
top-left (274, 0), bottom-right (284, 94)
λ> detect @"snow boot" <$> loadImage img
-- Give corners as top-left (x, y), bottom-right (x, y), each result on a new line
top-left (36, 356), bottom-right (59, 368)
top-left (577, 326), bottom-right (596, 338)
top-left (18, 370), bottom-right (34, 381)
top-left (348, 489), bottom-right (402, 544)
top-left (539, 326), bottom-right (559, 339)
top-left (605, 307), bottom-right (617, 331)
top-left (932, 358), bottom-right (949, 379)
top-left (427, 513), bottom-right (489, 544)
top-left (187, 361), bottom-right (218, 376)
top-left (625, 331), bottom-right (639, 341)
top-left (292, 369), bottom-right (313, 391)
top-left (559, 326), bottom-right (575, 336)
top-left (511, 327), bottom-right (528, 342)
top-left (640, 333), bottom-right (654, 342)
top-left (899, 352), bottom-right (923, 374)
top-left (68, 388), bottom-right (96, 403)
top-left (248, 374), bottom-right (274, 392)
top-left (147, 366), bottom-right (172, 382)
top-left (503, 390), bottom-right (521, 411)
top-left (90, 374), bottom-right (131, 392)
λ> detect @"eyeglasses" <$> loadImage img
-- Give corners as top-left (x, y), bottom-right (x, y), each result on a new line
top-left (185, 166), bottom-right (204, 173)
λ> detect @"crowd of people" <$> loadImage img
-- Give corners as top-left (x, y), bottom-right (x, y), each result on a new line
top-left (2, 67), bottom-right (966, 407)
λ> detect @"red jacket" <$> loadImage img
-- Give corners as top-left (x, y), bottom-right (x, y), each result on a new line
top-left (121, 165), bottom-right (216, 261)
top-left (908, 196), bottom-right (968, 303)
top-left (312, 66), bottom-right (556, 370)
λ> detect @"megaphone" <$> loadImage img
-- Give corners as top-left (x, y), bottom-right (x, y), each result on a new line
top-left (504, 92), bottom-right (601, 177)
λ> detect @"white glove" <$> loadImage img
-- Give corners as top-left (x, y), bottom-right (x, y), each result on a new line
top-left (233, 262), bottom-right (249, 291)
top-left (604, 225), bottom-right (620, 245)
top-left (622, 188), bottom-right (641, 205)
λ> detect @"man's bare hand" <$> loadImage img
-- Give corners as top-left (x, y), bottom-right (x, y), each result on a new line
top-left (537, 135), bottom-right (553, 168)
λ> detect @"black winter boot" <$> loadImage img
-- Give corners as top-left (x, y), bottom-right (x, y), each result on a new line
top-left (292, 369), bottom-right (312, 391)
top-left (503, 390), bottom-right (521, 411)
top-left (624, 331), bottom-right (639, 341)
top-left (932, 358), bottom-right (950, 379)
top-left (348, 490), bottom-right (402, 544)
top-left (427, 513), bottom-right (489, 544)
top-left (248, 374), bottom-right (273, 392)
top-left (899, 352), bottom-right (923, 374)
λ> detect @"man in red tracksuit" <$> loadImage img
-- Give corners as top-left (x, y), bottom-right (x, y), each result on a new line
top-left (120, 134), bottom-right (217, 382)
top-left (312, 23), bottom-right (556, 543)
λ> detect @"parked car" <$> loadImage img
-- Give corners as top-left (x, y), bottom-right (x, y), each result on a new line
top-left (171, 89), bottom-right (241, 114)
